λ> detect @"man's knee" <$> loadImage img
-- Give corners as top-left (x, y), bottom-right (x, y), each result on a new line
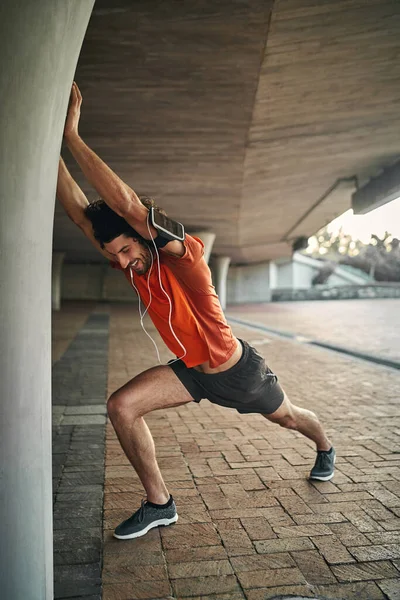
top-left (107, 388), bottom-right (139, 420)
top-left (266, 407), bottom-right (298, 431)
top-left (276, 413), bottom-right (298, 430)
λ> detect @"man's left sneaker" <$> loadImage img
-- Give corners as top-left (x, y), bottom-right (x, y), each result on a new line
top-left (114, 496), bottom-right (178, 540)
top-left (309, 447), bottom-right (336, 481)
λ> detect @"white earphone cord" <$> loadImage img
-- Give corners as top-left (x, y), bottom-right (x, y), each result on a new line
top-left (129, 214), bottom-right (187, 365)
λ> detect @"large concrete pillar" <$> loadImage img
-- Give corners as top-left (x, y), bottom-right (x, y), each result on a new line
top-left (190, 230), bottom-right (216, 264)
top-left (213, 256), bottom-right (231, 310)
top-left (52, 252), bottom-right (65, 310)
top-left (0, 2), bottom-right (94, 599)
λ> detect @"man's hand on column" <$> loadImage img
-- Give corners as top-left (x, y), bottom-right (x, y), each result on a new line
top-left (64, 82), bottom-right (82, 141)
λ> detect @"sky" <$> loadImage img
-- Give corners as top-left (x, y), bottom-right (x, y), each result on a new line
top-left (325, 196), bottom-right (400, 243)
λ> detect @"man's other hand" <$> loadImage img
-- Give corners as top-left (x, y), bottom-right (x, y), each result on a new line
top-left (64, 82), bottom-right (82, 141)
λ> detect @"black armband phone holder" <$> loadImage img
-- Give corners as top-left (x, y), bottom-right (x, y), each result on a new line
top-left (152, 235), bottom-right (171, 249)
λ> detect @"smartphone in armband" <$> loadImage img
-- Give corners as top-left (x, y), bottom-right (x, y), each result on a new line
top-left (150, 207), bottom-right (185, 241)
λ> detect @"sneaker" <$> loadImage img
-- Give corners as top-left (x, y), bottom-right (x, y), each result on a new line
top-left (309, 447), bottom-right (336, 481)
top-left (113, 497), bottom-right (178, 540)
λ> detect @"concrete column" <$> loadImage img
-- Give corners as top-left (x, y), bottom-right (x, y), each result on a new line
top-left (269, 260), bottom-right (278, 289)
top-left (52, 252), bottom-right (65, 310)
top-left (213, 256), bottom-right (231, 310)
top-left (0, 2), bottom-right (94, 599)
top-left (190, 230), bottom-right (216, 264)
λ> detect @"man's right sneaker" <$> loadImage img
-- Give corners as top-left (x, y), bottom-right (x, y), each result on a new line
top-left (114, 496), bottom-right (178, 540)
top-left (309, 447), bottom-right (336, 481)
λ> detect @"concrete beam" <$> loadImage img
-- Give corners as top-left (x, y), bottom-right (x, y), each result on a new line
top-left (0, 1), bottom-right (94, 598)
top-left (352, 160), bottom-right (400, 215)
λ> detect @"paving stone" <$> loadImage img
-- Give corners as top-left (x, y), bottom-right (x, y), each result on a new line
top-left (53, 516), bottom-right (101, 530)
top-left (54, 563), bottom-right (101, 599)
top-left (177, 593), bottom-right (245, 600)
top-left (61, 471), bottom-right (104, 484)
top-left (54, 547), bottom-right (101, 566)
top-left (332, 560), bottom-right (399, 582)
top-left (273, 524), bottom-right (333, 537)
top-left (168, 559), bottom-right (233, 579)
top-left (237, 566), bottom-right (306, 589)
top-left (311, 502), bottom-right (361, 514)
top-left (102, 580), bottom-right (171, 600)
top-left (172, 574), bottom-right (241, 598)
top-left (369, 488), bottom-right (400, 508)
top-left (55, 490), bottom-right (103, 504)
top-left (240, 516), bottom-right (277, 540)
top-left (292, 512), bottom-right (346, 525)
top-left (217, 529), bottom-right (254, 556)
top-left (313, 581), bottom-right (387, 599)
top-left (53, 506), bottom-right (102, 520)
top-left (53, 528), bottom-right (102, 551)
top-left (177, 505), bottom-right (212, 524)
top-left (160, 522), bottom-right (221, 549)
top-left (277, 495), bottom-right (314, 515)
top-left (246, 491), bottom-right (280, 508)
top-left (230, 552), bottom-right (296, 571)
top-left (341, 510), bottom-right (384, 532)
top-left (57, 484), bottom-right (103, 495)
top-left (327, 491), bottom-right (374, 503)
top-left (209, 507), bottom-right (288, 520)
top-left (254, 537), bottom-right (315, 554)
top-left (64, 404), bottom-right (107, 415)
top-left (165, 545), bottom-right (228, 564)
top-left (381, 518), bottom-right (400, 531)
top-left (378, 578), bottom-right (400, 600)
top-left (244, 585), bottom-right (314, 599)
top-left (328, 522), bottom-right (371, 546)
top-left (366, 530), bottom-right (400, 544)
top-left (103, 529), bottom-right (163, 556)
top-left (103, 556), bottom-right (168, 584)
top-left (348, 544), bottom-right (400, 561)
top-left (311, 534), bottom-right (355, 565)
top-left (291, 549), bottom-right (336, 585)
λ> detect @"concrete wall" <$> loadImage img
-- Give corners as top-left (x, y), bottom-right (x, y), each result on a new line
top-left (276, 261), bottom-right (294, 288)
top-left (272, 283), bottom-right (400, 302)
top-left (62, 264), bottom-right (106, 300)
top-left (0, 2), bottom-right (94, 598)
top-left (61, 263), bottom-right (138, 302)
top-left (273, 254), bottom-right (372, 289)
top-left (227, 263), bottom-right (271, 304)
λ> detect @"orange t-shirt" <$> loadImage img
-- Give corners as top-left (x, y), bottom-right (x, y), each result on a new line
top-left (112, 235), bottom-right (237, 368)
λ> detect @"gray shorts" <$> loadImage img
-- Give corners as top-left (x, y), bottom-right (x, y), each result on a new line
top-left (169, 339), bottom-right (284, 415)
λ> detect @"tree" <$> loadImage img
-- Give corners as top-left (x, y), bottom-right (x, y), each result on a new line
top-left (303, 227), bottom-right (400, 282)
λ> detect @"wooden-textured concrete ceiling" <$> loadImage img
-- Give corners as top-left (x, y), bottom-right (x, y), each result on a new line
top-left (54, 0), bottom-right (400, 264)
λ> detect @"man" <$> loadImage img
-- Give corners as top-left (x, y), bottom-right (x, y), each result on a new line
top-left (57, 82), bottom-right (335, 540)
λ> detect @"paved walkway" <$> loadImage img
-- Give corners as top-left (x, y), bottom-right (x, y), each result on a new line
top-left (228, 299), bottom-right (400, 363)
top-left (52, 302), bottom-right (400, 600)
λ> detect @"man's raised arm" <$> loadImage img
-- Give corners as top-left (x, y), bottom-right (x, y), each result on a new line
top-left (63, 83), bottom-right (156, 241)
top-left (56, 157), bottom-right (112, 260)
top-left (57, 157), bottom-right (89, 227)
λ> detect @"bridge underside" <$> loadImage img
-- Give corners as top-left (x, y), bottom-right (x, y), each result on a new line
top-left (55, 0), bottom-right (400, 264)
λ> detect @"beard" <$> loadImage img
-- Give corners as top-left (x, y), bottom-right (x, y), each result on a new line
top-left (130, 243), bottom-right (153, 275)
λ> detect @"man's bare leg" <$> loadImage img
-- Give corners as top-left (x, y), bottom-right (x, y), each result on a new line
top-left (107, 365), bottom-right (193, 503)
top-left (264, 393), bottom-right (332, 451)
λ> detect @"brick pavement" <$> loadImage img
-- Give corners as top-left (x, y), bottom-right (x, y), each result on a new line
top-left (227, 299), bottom-right (400, 363)
top-left (53, 301), bottom-right (400, 600)
top-left (101, 303), bottom-right (400, 600)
